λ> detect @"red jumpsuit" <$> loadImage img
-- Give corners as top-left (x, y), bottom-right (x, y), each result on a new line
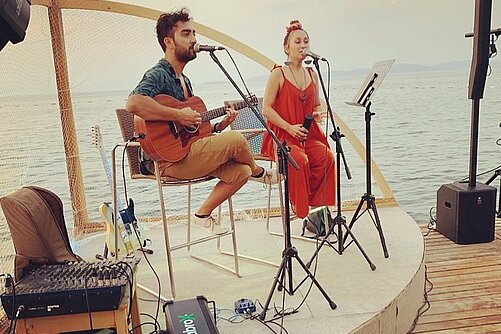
top-left (261, 66), bottom-right (336, 218)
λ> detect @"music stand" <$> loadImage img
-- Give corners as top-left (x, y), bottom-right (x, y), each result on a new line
top-left (343, 59), bottom-right (395, 258)
top-left (305, 56), bottom-right (377, 271)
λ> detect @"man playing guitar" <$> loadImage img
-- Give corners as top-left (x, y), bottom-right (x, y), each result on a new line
top-left (126, 8), bottom-right (277, 235)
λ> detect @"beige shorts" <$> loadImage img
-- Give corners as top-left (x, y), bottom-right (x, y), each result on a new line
top-left (160, 131), bottom-right (258, 184)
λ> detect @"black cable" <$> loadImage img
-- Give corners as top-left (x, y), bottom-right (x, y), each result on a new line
top-left (245, 310), bottom-right (282, 334)
top-left (406, 219), bottom-right (436, 333)
top-left (269, 236), bottom-right (321, 327)
top-left (128, 321), bottom-right (157, 334)
top-left (138, 296), bottom-right (162, 303)
top-left (278, 275), bottom-right (287, 333)
top-left (137, 312), bottom-right (161, 332)
top-left (83, 266), bottom-right (95, 333)
top-left (5, 274), bottom-right (16, 334)
top-left (423, 206), bottom-right (436, 237)
top-left (223, 49), bottom-right (252, 98)
top-left (135, 244), bottom-right (163, 330)
top-left (122, 141), bottom-right (130, 205)
top-left (8, 305), bottom-right (24, 334)
top-left (128, 312), bottom-right (161, 334)
top-left (406, 264), bottom-right (433, 333)
top-left (115, 261), bottom-right (135, 322)
top-left (120, 139), bottom-right (163, 332)
top-left (461, 163), bottom-right (501, 182)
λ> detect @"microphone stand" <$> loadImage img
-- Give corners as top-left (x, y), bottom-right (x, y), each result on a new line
top-left (305, 57), bottom-right (376, 270)
top-left (206, 50), bottom-right (337, 319)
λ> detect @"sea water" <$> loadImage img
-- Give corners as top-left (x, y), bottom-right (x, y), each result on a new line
top-left (0, 68), bottom-right (499, 232)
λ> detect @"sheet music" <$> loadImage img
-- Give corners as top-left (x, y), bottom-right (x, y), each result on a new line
top-left (346, 59), bottom-right (395, 107)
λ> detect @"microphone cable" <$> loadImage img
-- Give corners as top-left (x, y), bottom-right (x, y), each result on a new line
top-left (221, 49), bottom-right (253, 99)
top-left (121, 141), bottom-right (163, 332)
top-left (2, 273), bottom-right (16, 334)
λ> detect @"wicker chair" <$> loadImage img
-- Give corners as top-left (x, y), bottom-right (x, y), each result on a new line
top-left (114, 109), bottom-right (239, 299)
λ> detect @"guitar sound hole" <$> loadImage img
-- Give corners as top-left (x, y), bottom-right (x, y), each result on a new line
top-left (185, 125), bottom-right (199, 133)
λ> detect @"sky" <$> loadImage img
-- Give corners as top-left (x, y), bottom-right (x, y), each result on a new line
top-left (118, 0), bottom-right (501, 70)
top-left (1, 0), bottom-right (500, 94)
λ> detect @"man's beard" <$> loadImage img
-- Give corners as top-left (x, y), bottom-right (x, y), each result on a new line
top-left (175, 45), bottom-right (197, 63)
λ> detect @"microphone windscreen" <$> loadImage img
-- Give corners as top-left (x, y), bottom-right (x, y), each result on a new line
top-left (303, 114), bottom-right (313, 130)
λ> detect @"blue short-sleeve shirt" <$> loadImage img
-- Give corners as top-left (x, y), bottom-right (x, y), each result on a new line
top-left (130, 59), bottom-right (194, 174)
top-left (130, 58), bottom-right (193, 100)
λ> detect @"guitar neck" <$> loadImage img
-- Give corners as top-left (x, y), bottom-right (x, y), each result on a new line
top-left (201, 100), bottom-right (249, 123)
top-left (98, 149), bottom-right (127, 211)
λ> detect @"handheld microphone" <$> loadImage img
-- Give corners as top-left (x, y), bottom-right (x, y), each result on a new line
top-left (194, 43), bottom-right (225, 52)
top-left (302, 49), bottom-right (327, 61)
top-left (302, 114), bottom-right (313, 130)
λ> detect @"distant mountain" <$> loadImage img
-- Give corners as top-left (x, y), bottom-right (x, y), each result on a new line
top-left (244, 59), bottom-right (500, 82)
top-left (331, 61), bottom-right (471, 77)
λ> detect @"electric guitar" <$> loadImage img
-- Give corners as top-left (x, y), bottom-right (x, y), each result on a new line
top-left (134, 94), bottom-right (257, 163)
top-left (91, 125), bottom-right (148, 255)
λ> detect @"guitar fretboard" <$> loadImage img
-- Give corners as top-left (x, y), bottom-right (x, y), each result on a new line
top-left (201, 100), bottom-right (251, 123)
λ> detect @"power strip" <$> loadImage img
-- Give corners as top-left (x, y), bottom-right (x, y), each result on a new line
top-left (234, 298), bottom-right (256, 314)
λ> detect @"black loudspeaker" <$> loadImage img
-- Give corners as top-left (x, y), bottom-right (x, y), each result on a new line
top-left (468, 0), bottom-right (492, 100)
top-left (0, 0), bottom-right (31, 52)
top-left (436, 181), bottom-right (497, 244)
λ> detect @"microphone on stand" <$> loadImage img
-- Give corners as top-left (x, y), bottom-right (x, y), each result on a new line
top-left (193, 42), bottom-right (225, 52)
top-left (302, 49), bottom-right (327, 61)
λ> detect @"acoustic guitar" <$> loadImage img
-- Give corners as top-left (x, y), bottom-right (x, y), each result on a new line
top-left (134, 94), bottom-right (256, 163)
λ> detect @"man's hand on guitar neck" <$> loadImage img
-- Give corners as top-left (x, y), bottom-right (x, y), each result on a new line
top-left (217, 103), bottom-right (237, 132)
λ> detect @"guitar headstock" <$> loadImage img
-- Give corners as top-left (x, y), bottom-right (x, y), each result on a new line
top-left (91, 125), bottom-right (104, 150)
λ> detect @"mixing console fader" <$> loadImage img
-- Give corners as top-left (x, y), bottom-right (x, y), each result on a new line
top-left (1, 258), bottom-right (139, 319)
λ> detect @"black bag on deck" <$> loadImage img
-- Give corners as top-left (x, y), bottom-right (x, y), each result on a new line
top-left (302, 206), bottom-right (333, 238)
top-left (0, 186), bottom-right (82, 280)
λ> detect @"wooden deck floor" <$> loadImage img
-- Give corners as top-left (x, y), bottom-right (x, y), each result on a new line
top-left (413, 220), bottom-right (501, 333)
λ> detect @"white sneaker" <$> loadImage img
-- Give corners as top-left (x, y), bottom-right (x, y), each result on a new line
top-left (192, 214), bottom-right (228, 235)
top-left (250, 168), bottom-right (280, 185)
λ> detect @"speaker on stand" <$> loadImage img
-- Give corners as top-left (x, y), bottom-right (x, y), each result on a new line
top-left (436, 0), bottom-right (498, 244)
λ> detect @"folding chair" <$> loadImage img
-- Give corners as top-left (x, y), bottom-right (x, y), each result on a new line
top-left (115, 109), bottom-right (239, 299)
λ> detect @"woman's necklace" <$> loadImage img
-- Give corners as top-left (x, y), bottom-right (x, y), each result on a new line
top-left (288, 65), bottom-right (309, 105)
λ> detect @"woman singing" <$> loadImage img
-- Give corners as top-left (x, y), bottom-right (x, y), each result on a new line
top-left (261, 20), bottom-right (336, 219)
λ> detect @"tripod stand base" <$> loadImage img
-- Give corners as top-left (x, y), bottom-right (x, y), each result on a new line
top-left (346, 194), bottom-right (389, 258)
top-left (258, 246), bottom-right (337, 321)
top-left (306, 213), bottom-right (377, 271)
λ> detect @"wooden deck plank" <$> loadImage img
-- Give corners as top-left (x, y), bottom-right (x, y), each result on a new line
top-left (419, 308), bottom-right (501, 324)
top-left (412, 220), bottom-right (501, 333)
top-left (428, 282), bottom-right (501, 301)
top-left (413, 315), bottom-right (501, 333)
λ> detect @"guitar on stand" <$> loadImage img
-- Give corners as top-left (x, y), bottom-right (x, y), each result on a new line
top-left (91, 125), bottom-right (151, 258)
top-left (134, 94), bottom-right (256, 162)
